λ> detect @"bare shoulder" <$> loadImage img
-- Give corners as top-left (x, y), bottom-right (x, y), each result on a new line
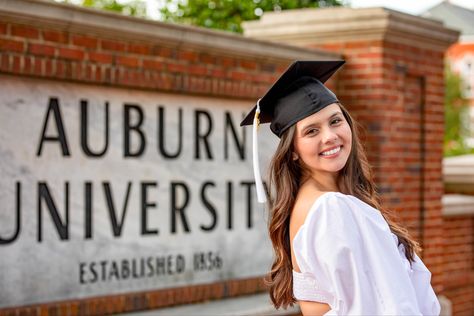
top-left (299, 301), bottom-right (331, 316)
top-left (289, 184), bottom-right (327, 242)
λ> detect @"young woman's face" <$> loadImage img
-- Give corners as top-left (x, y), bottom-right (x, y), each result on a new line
top-left (293, 103), bottom-right (352, 177)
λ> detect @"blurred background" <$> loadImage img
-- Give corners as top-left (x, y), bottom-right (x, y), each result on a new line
top-left (1, 0), bottom-right (473, 315)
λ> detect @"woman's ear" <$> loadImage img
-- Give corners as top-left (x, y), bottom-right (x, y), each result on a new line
top-left (292, 152), bottom-right (299, 161)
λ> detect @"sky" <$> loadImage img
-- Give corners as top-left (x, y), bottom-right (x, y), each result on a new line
top-left (146, 0), bottom-right (474, 19)
top-left (347, 0), bottom-right (474, 15)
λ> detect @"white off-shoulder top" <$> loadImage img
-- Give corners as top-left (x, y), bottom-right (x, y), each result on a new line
top-left (292, 192), bottom-right (440, 315)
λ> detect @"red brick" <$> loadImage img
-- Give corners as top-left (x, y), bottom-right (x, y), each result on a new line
top-left (11, 24), bottom-right (39, 39)
top-left (72, 34), bottom-right (98, 49)
top-left (24, 56), bottom-right (33, 74)
top-left (55, 60), bottom-right (63, 76)
top-left (252, 73), bottom-right (274, 83)
top-left (239, 60), bottom-right (257, 70)
top-left (187, 65), bottom-right (208, 76)
top-left (95, 66), bottom-right (102, 82)
top-left (0, 39), bottom-right (24, 52)
top-left (58, 47), bottom-right (84, 60)
top-left (276, 64), bottom-right (288, 73)
top-left (45, 58), bottom-right (54, 75)
top-left (320, 43), bottom-right (344, 51)
top-left (178, 50), bottom-right (198, 62)
top-left (68, 302), bottom-right (79, 316)
top-left (219, 56), bottom-right (235, 67)
top-left (128, 43), bottom-right (151, 55)
top-left (42, 30), bottom-right (68, 43)
top-left (167, 62), bottom-right (186, 73)
top-left (0, 54), bottom-right (10, 72)
top-left (12, 55), bottom-right (21, 73)
top-left (34, 57), bottom-right (43, 75)
top-left (104, 67), bottom-right (112, 82)
top-left (115, 55), bottom-right (140, 67)
top-left (101, 39), bottom-right (126, 51)
top-left (211, 68), bottom-right (226, 78)
top-left (28, 43), bottom-right (55, 57)
top-left (155, 46), bottom-right (174, 58)
top-left (143, 59), bottom-right (164, 71)
top-left (229, 70), bottom-right (251, 81)
top-left (64, 61), bottom-right (73, 78)
top-left (200, 53), bottom-right (216, 64)
top-left (0, 22), bottom-right (7, 35)
top-left (88, 52), bottom-right (113, 64)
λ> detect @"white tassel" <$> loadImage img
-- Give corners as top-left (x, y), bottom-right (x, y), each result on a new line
top-left (253, 99), bottom-right (267, 203)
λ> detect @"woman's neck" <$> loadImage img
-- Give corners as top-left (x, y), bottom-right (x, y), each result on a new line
top-left (304, 171), bottom-right (339, 192)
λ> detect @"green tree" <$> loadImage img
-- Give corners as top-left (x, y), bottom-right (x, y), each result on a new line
top-left (55, 0), bottom-right (147, 17)
top-left (160, 0), bottom-right (343, 33)
top-left (444, 64), bottom-right (473, 157)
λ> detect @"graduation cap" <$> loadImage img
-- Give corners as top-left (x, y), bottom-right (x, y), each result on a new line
top-left (240, 60), bottom-right (345, 203)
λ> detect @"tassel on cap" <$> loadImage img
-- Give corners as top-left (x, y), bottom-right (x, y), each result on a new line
top-left (253, 99), bottom-right (267, 203)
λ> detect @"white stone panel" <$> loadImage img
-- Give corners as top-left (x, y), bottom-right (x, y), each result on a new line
top-left (0, 75), bottom-right (278, 307)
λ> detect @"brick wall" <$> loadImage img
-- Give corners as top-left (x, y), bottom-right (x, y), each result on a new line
top-left (0, 278), bottom-right (266, 316)
top-left (443, 215), bottom-right (474, 316)
top-left (0, 21), bottom-right (281, 100)
top-left (0, 1), bottom-right (337, 315)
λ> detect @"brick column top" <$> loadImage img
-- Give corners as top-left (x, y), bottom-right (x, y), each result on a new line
top-left (243, 7), bottom-right (459, 51)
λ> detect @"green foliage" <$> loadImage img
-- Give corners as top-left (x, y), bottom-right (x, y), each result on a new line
top-left (56, 0), bottom-right (147, 17)
top-left (160, 0), bottom-right (343, 33)
top-left (444, 65), bottom-right (474, 157)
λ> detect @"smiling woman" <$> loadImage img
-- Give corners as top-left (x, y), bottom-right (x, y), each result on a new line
top-left (293, 104), bottom-right (352, 182)
top-left (240, 60), bottom-right (441, 315)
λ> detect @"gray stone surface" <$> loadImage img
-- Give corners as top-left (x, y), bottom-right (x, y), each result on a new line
top-left (117, 293), bottom-right (300, 316)
top-left (0, 75), bottom-right (278, 307)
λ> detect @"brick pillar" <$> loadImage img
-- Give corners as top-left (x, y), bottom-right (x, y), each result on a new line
top-left (243, 7), bottom-right (459, 293)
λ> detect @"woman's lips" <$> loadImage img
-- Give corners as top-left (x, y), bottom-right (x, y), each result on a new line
top-left (320, 145), bottom-right (342, 157)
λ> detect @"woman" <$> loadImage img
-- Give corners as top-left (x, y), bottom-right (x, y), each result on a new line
top-left (241, 60), bottom-right (440, 315)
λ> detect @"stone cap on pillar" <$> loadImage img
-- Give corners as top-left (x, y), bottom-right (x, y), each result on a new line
top-left (243, 7), bottom-right (459, 51)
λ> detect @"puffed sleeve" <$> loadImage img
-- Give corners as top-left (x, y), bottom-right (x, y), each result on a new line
top-left (292, 192), bottom-right (440, 315)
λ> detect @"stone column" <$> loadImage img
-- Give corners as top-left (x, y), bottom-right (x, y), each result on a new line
top-left (243, 7), bottom-right (459, 293)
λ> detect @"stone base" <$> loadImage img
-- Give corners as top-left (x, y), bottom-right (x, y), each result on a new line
top-left (117, 293), bottom-right (301, 316)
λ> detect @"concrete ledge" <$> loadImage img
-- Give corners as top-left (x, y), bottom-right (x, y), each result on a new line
top-left (243, 6), bottom-right (459, 51)
top-left (439, 295), bottom-right (452, 316)
top-left (0, 0), bottom-right (339, 61)
top-left (117, 293), bottom-right (300, 316)
top-left (443, 154), bottom-right (474, 184)
top-left (442, 194), bottom-right (474, 217)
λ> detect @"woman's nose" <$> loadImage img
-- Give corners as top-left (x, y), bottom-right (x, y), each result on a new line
top-left (321, 128), bottom-right (338, 143)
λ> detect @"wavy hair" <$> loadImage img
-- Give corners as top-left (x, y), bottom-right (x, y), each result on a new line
top-left (265, 103), bottom-right (421, 309)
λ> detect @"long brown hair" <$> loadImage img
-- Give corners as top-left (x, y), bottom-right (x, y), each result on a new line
top-left (265, 103), bottom-right (421, 309)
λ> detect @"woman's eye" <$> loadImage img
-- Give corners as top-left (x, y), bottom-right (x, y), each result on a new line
top-left (306, 128), bottom-right (318, 135)
top-left (331, 118), bottom-right (342, 125)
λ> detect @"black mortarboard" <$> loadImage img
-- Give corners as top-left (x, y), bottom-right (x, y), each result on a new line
top-left (240, 60), bottom-right (345, 137)
top-left (240, 60), bottom-right (345, 203)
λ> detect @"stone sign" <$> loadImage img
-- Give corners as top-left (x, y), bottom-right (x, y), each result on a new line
top-left (0, 75), bottom-right (277, 307)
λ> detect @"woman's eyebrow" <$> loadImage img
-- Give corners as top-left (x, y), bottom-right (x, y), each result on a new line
top-left (300, 111), bottom-right (343, 130)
